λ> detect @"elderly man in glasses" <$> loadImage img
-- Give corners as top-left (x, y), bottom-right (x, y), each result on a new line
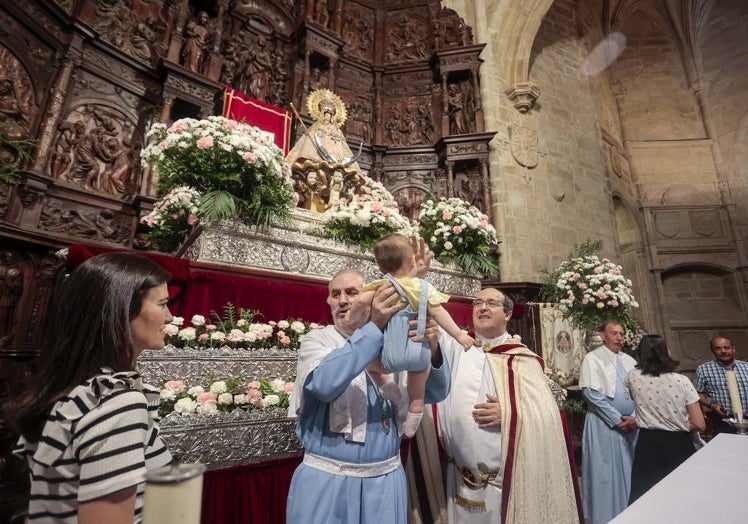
top-left (434, 287), bottom-right (583, 524)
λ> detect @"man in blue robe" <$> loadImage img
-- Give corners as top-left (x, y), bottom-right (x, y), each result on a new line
top-left (579, 320), bottom-right (638, 524)
top-left (286, 268), bottom-right (450, 523)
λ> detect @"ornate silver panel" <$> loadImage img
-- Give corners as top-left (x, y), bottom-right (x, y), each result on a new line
top-left (137, 346), bottom-right (299, 387)
top-left (183, 211), bottom-right (481, 297)
top-left (159, 409), bottom-right (302, 470)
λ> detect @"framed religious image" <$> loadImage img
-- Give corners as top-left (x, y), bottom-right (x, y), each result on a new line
top-left (540, 304), bottom-right (584, 386)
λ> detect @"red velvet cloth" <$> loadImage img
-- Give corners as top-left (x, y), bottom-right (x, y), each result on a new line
top-left (222, 88), bottom-right (293, 154)
top-left (201, 457), bottom-right (301, 524)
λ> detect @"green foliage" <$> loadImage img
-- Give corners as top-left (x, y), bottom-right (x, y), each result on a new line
top-left (0, 134), bottom-right (37, 185)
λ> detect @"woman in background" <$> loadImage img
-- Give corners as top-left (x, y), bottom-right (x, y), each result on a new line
top-left (6, 253), bottom-right (174, 523)
top-left (625, 334), bottom-right (705, 503)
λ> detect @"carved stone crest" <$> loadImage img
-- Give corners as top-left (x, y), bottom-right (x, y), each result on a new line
top-left (509, 113), bottom-right (539, 168)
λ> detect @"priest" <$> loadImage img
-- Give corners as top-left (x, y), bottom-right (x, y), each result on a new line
top-left (434, 287), bottom-right (583, 523)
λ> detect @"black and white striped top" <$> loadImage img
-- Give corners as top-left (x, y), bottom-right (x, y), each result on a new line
top-left (14, 369), bottom-right (172, 523)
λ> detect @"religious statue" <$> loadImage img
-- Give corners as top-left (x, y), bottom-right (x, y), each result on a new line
top-left (286, 89), bottom-right (363, 211)
top-left (238, 35), bottom-right (273, 100)
top-left (0, 251), bottom-right (23, 347)
top-left (51, 120), bottom-right (85, 179)
top-left (181, 11), bottom-right (211, 73)
top-left (448, 84), bottom-right (468, 135)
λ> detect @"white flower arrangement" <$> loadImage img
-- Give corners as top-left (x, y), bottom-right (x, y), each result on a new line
top-left (540, 240), bottom-right (640, 333)
top-left (139, 186), bottom-right (201, 252)
top-left (163, 303), bottom-right (322, 350)
top-left (157, 377), bottom-right (294, 418)
top-left (140, 115), bottom-right (294, 236)
top-left (418, 196), bottom-right (499, 277)
top-left (321, 176), bottom-right (414, 249)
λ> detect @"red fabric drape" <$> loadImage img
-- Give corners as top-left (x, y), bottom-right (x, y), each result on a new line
top-left (201, 457), bottom-right (301, 524)
top-left (222, 88), bottom-right (292, 155)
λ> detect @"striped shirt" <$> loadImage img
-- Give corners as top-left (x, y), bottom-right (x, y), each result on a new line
top-left (14, 369), bottom-right (172, 523)
top-left (693, 359), bottom-right (748, 414)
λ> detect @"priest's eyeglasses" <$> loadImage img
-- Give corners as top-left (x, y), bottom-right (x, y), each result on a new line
top-left (472, 299), bottom-right (503, 309)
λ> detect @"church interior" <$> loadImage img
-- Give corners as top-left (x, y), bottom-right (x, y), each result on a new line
top-left (1, 0), bottom-right (747, 522)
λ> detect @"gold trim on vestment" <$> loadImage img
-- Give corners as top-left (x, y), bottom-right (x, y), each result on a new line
top-left (456, 495), bottom-right (487, 512)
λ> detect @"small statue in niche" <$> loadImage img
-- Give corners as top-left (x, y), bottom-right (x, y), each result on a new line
top-left (309, 67), bottom-right (329, 92)
top-left (448, 84), bottom-right (468, 135)
top-left (130, 16), bottom-right (159, 62)
top-left (180, 11), bottom-right (211, 73)
top-left (314, 0), bottom-right (330, 27)
top-left (0, 250), bottom-right (23, 347)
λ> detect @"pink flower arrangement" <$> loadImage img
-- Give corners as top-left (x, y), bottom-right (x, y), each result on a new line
top-left (158, 377), bottom-right (294, 417)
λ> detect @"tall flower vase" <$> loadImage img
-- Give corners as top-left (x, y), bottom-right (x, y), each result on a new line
top-left (583, 330), bottom-right (603, 352)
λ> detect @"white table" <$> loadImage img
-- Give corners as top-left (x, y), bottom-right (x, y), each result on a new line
top-left (611, 433), bottom-right (748, 523)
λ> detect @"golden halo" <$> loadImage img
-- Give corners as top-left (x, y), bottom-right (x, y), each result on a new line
top-left (306, 89), bottom-right (347, 127)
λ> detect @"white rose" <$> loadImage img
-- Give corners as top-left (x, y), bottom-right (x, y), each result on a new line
top-left (171, 316), bottom-right (184, 327)
top-left (233, 394), bottom-right (249, 405)
top-left (291, 321), bottom-right (305, 334)
top-left (178, 327), bottom-right (196, 341)
top-left (160, 389), bottom-right (176, 401)
top-left (210, 331), bottom-right (227, 341)
top-left (217, 392), bottom-right (234, 405)
top-left (269, 378), bottom-right (285, 393)
top-left (174, 397), bottom-right (197, 414)
top-left (244, 331), bottom-right (258, 343)
top-left (210, 381), bottom-right (227, 394)
top-left (261, 395), bottom-right (280, 408)
top-left (278, 320), bottom-right (290, 329)
top-left (163, 324), bottom-right (179, 337)
top-left (444, 241), bottom-right (453, 250)
top-left (236, 319), bottom-right (247, 327)
top-left (197, 403), bottom-right (219, 415)
top-left (188, 386), bottom-right (205, 396)
top-left (191, 315), bottom-right (206, 327)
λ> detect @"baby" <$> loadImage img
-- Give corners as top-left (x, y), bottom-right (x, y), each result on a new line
top-left (355, 233), bottom-right (475, 437)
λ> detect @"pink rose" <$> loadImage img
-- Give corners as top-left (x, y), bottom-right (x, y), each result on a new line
top-left (280, 335), bottom-right (291, 345)
top-left (243, 151), bottom-right (257, 163)
top-left (594, 266), bottom-right (604, 274)
top-left (196, 392), bottom-right (217, 405)
top-left (442, 212), bottom-right (452, 220)
top-left (284, 382), bottom-right (294, 393)
top-left (206, 324), bottom-right (217, 331)
top-left (247, 388), bottom-right (263, 405)
top-left (196, 136), bottom-right (214, 149)
top-left (247, 381), bottom-right (261, 390)
top-left (371, 202), bottom-right (383, 212)
top-left (187, 214), bottom-right (199, 225)
top-left (165, 380), bottom-right (185, 393)
top-left (453, 225), bottom-right (463, 234)
top-left (228, 329), bottom-right (245, 342)
top-left (198, 333), bottom-right (209, 341)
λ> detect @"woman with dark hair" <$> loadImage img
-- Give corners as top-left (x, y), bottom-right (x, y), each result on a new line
top-left (624, 334), bottom-right (705, 503)
top-left (6, 252), bottom-right (174, 523)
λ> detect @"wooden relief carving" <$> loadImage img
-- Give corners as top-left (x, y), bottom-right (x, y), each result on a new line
top-left (0, 46), bottom-right (35, 163)
top-left (39, 198), bottom-right (132, 243)
top-left (384, 98), bottom-right (435, 147)
top-left (50, 105), bottom-right (141, 199)
top-left (385, 14), bottom-right (431, 63)
top-left (342, 7), bottom-right (374, 62)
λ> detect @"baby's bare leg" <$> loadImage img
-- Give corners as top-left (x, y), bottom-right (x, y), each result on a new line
top-left (400, 365), bottom-right (431, 437)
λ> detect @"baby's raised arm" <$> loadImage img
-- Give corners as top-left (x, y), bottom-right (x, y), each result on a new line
top-left (428, 303), bottom-right (476, 349)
